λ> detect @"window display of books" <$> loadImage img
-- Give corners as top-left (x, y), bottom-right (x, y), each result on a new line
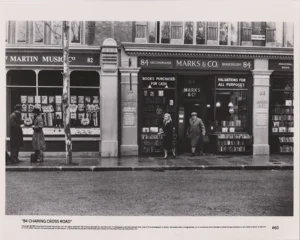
top-left (217, 133), bottom-right (252, 153)
top-left (20, 95), bottom-right (100, 134)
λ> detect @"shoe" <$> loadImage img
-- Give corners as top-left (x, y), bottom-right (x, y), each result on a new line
top-left (164, 156), bottom-right (168, 159)
top-left (172, 154), bottom-right (176, 159)
top-left (190, 153), bottom-right (195, 157)
top-left (199, 152), bottom-right (204, 156)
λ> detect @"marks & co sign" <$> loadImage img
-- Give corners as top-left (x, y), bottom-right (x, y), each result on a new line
top-left (138, 57), bottom-right (253, 71)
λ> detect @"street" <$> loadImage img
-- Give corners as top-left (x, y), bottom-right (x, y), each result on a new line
top-left (6, 170), bottom-right (293, 216)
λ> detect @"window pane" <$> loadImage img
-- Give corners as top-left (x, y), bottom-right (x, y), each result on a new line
top-left (52, 21), bottom-right (62, 44)
top-left (184, 21), bottom-right (193, 44)
top-left (34, 21), bottom-right (44, 43)
top-left (136, 24), bottom-right (146, 38)
top-left (230, 22), bottom-right (239, 45)
top-left (70, 71), bottom-right (100, 87)
top-left (219, 22), bottom-right (228, 45)
top-left (161, 21), bottom-right (170, 43)
top-left (5, 21), bottom-right (8, 42)
top-left (7, 70), bottom-right (36, 86)
top-left (266, 22), bottom-right (275, 43)
top-left (284, 22), bottom-right (293, 47)
top-left (16, 21), bottom-right (27, 43)
top-left (215, 90), bottom-right (248, 133)
top-left (70, 21), bottom-right (81, 43)
top-left (274, 22), bottom-right (283, 47)
top-left (207, 22), bottom-right (218, 41)
top-left (171, 22), bottom-right (183, 40)
top-left (148, 22), bottom-right (156, 43)
top-left (38, 70), bottom-right (63, 86)
top-left (69, 88), bottom-right (100, 128)
top-left (241, 22), bottom-right (252, 41)
top-left (196, 21), bottom-right (206, 44)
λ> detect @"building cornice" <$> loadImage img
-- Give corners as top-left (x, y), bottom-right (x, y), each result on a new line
top-left (5, 44), bottom-right (102, 52)
top-left (122, 43), bottom-right (293, 60)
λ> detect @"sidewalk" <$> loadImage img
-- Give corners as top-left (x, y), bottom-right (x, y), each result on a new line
top-left (6, 154), bottom-right (293, 171)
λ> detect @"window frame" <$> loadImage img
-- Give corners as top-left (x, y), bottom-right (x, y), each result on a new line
top-left (15, 21), bottom-right (29, 44)
top-left (33, 21), bottom-right (45, 44)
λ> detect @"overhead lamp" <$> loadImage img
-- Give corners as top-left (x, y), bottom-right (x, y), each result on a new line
top-left (228, 102), bottom-right (234, 107)
top-left (206, 104), bottom-right (211, 108)
top-left (216, 102), bottom-right (221, 107)
top-left (148, 85), bottom-right (152, 88)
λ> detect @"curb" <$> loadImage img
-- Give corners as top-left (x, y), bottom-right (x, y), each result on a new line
top-left (6, 165), bottom-right (293, 172)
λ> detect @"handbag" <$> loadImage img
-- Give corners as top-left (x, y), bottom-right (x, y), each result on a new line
top-left (202, 135), bottom-right (209, 144)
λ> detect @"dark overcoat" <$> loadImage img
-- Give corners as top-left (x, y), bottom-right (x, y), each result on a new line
top-left (32, 115), bottom-right (46, 151)
top-left (162, 120), bottom-right (173, 150)
top-left (9, 111), bottom-right (24, 149)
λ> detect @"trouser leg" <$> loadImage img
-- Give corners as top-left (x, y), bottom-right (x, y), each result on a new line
top-left (11, 148), bottom-right (19, 163)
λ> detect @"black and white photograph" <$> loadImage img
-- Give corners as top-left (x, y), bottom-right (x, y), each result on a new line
top-left (0, 1), bottom-right (299, 240)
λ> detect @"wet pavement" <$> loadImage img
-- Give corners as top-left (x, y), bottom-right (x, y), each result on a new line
top-left (6, 153), bottom-right (293, 171)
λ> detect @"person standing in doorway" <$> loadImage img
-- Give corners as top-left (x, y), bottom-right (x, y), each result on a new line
top-left (159, 113), bottom-right (176, 159)
top-left (186, 112), bottom-right (206, 156)
top-left (9, 104), bottom-right (24, 164)
top-left (32, 107), bottom-right (46, 162)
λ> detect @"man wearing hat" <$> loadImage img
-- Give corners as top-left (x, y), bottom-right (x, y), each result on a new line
top-left (186, 112), bottom-right (206, 156)
top-left (9, 104), bottom-right (24, 164)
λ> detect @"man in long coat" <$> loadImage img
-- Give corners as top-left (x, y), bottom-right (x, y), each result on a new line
top-left (9, 105), bottom-right (24, 163)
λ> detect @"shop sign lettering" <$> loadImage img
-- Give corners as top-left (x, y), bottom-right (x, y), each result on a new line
top-left (217, 78), bottom-right (247, 88)
top-left (183, 88), bottom-right (201, 98)
top-left (269, 60), bottom-right (293, 71)
top-left (139, 57), bottom-right (254, 70)
top-left (256, 100), bottom-right (268, 109)
top-left (6, 52), bottom-right (100, 66)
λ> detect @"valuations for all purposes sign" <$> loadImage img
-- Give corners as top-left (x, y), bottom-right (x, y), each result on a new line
top-left (6, 51), bottom-right (100, 66)
top-left (217, 77), bottom-right (247, 89)
top-left (138, 57), bottom-right (254, 71)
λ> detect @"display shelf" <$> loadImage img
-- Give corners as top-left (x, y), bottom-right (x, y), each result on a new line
top-left (216, 133), bottom-right (252, 154)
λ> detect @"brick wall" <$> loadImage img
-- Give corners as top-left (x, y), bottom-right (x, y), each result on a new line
top-left (94, 21), bottom-right (113, 45)
top-left (113, 21), bottom-right (134, 45)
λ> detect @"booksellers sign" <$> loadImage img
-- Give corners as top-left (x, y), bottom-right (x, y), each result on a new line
top-left (6, 51), bottom-right (100, 66)
top-left (269, 60), bottom-right (293, 71)
top-left (139, 57), bottom-right (253, 71)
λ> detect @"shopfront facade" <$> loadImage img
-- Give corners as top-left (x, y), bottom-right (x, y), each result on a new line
top-left (6, 47), bottom-right (102, 157)
top-left (120, 44), bottom-right (293, 156)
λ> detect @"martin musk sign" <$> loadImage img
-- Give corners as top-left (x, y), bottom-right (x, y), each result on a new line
top-left (6, 51), bottom-right (100, 66)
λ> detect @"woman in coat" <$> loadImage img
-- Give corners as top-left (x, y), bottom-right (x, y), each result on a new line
top-left (32, 107), bottom-right (46, 162)
top-left (186, 112), bottom-right (206, 156)
top-left (9, 104), bottom-right (24, 163)
top-left (160, 113), bottom-right (176, 159)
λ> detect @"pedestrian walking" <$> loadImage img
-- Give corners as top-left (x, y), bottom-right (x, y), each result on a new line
top-left (159, 113), bottom-right (176, 159)
top-left (186, 112), bottom-right (206, 156)
top-left (32, 107), bottom-right (46, 162)
top-left (9, 104), bottom-right (24, 164)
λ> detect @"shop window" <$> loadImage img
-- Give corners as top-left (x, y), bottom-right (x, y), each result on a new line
top-left (6, 70), bottom-right (37, 137)
top-left (16, 21), bottom-right (28, 43)
top-left (196, 21), bottom-right (206, 44)
top-left (215, 90), bottom-right (248, 133)
top-left (38, 70), bottom-right (63, 86)
top-left (160, 21), bottom-right (171, 43)
top-left (70, 71), bottom-right (100, 128)
top-left (51, 21), bottom-right (63, 44)
top-left (219, 22), bottom-right (228, 45)
top-left (270, 77), bottom-right (294, 153)
top-left (34, 21), bottom-right (45, 43)
top-left (70, 21), bottom-right (82, 44)
top-left (184, 22), bottom-right (193, 44)
top-left (284, 22), bottom-right (294, 47)
top-left (207, 22), bottom-right (218, 45)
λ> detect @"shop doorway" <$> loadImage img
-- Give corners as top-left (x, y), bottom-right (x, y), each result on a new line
top-left (177, 75), bottom-right (214, 154)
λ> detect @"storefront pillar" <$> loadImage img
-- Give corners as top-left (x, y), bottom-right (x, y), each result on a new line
top-left (119, 67), bottom-right (140, 156)
top-left (100, 38), bottom-right (119, 157)
top-left (252, 59), bottom-right (273, 155)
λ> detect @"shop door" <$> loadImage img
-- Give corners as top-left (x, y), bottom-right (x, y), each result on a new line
top-left (183, 101), bottom-right (205, 153)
